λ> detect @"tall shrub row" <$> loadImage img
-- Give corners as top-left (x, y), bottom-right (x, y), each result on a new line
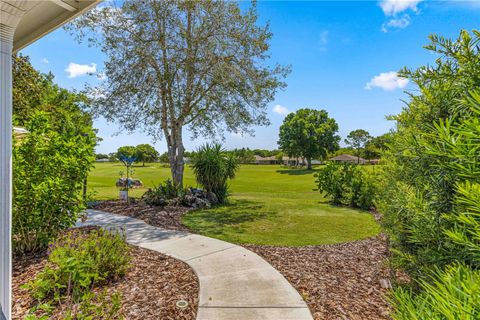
top-left (378, 30), bottom-right (480, 318)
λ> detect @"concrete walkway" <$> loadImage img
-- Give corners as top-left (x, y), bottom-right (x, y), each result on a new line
top-left (79, 210), bottom-right (313, 320)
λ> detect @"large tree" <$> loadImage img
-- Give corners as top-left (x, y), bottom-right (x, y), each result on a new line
top-left (344, 129), bottom-right (371, 163)
top-left (135, 143), bottom-right (159, 166)
top-left (278, 108), bottom-right (340, 170)
top-left (67, 0), bottom-right (289, 186)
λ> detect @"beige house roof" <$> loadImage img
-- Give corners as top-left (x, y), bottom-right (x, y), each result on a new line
top-left (254, 155), bottom-right (277, 161)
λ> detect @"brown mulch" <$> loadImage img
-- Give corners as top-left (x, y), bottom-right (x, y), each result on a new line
top-left (93, 201), bottom-right (397, 319)
top-left (95, 200), bottom-right (192, 231)
top-left (12, 236), bottom-right (199, 319)
top-left (244, 234), bottom-right (393, 320)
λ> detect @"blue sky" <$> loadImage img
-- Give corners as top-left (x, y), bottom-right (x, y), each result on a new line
top-left (20, 0), bottom-right (480, 154)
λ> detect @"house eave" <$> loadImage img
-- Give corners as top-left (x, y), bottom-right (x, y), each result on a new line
top-left (10, 0), bottom-right (101, 52)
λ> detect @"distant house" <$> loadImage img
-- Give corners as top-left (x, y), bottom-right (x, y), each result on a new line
top-left (253, 155), bottom-right (318, 166)
top-left (281, 156), bottom-right (310, 166)
top-left (95, 159), bottom-right (110, 162)
top-left (254, 155), bottom-right (279, 165)
top-left (329, 154), bottom-right (366, 164)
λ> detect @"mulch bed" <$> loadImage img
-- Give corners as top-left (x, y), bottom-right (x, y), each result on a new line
top-left (93, 200), bottom-right (397, 319)
top-left (244, 235), bottom-right (393, 320)
top-left (13, 232), bottom-right (199, 319)
top-left (94, 200), bottom-right (192, 231)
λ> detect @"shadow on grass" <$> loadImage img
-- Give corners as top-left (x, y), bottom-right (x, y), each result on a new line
top-left (183, 199), bottom-right (275, 236)
top-left (275, 168), bottom-right (319, 176)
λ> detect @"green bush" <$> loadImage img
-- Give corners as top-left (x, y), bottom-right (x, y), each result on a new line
top-left (390, 264), bottom-right (480, 320)
top-left (314, 162), bottom-right (375, 210)
top-left (141, 179), bottom-right (183, 206)
top-left (191, 143), bottom-right (239, 203)
top-left (13, 112), bottom-right (95, 254)
top-left (24, 228), bottom-right (130, 303)
top-left (377, 31), bottom-right (480, 318)
top-left (378, 31), bottom-right (480, 274)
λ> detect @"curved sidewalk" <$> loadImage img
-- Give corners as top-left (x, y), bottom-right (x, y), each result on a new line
top-left (79, 210), bottom-right (313, 320)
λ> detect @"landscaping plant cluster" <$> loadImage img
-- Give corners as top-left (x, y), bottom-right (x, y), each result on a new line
top-left (22, 228), bottom-right (129, 319)
top-left (141, 143), bottom-right (239, 208)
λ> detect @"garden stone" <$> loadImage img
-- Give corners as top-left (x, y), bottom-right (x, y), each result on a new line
top-left (116, 178), bottom-right (144, 188)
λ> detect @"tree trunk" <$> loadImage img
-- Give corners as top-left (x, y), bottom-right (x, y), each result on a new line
top-left (83, 177), bottom-right (87, 202)
top-left (167, 125), bottom-right (185, 187)
top-left (306, 157), bottom-right (312, 170)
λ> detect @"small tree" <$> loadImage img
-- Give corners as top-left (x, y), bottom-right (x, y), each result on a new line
top-left (116, 146), bottom-right (136, 160)
top-left (135, 144), bottom-right (158, 166)
top-left (344, 129), bottom-right (371, 163)
top-left (191, 144), bottom-right (239, 203)
top-left (278, 108), bottom-right (340, 170)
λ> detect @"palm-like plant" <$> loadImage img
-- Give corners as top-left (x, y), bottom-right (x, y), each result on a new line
top-left (191, 143), bottom-right (239, 203)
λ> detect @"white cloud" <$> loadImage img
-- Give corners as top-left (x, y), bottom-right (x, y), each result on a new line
top-left (365, 71), bottom-right (409, 91)
top-left (42, 58), bottom-right (49, 64)
top-left (273, 104), bottom-right (289, 116)
top-left (379, 0), bottom-right (422, 32)
top-left (381, 15), bottom-right (411, 32)
top-left (379, 0), bottom-right (422, 16)
top-left (65, 62), bottom-right (97, 78)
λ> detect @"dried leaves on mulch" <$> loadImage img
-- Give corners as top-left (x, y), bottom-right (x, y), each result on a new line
top-left (244, 235), bottom-right (393, 320)
top-left (95, 200), bottom-right (191, 231)
top-left (13, 244), bottom-right (199, 319)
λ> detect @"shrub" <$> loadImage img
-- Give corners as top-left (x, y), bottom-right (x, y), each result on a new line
top-left (13, 112), bottom-right (95, 254)
top-left (141, 179), bottom-right (183, 206)
top-left (390, 264), bottom-right (480, 320)
top-left (377, 31), bottom-right (480, 318)
top-left (191, 143), bottom-right (239, 203)
top-left (24, 228), bottom-right (130, 303)
top-left (314, 162), bottom-right (375, 210)
top-left (25, 290), bottom-right (122, 320)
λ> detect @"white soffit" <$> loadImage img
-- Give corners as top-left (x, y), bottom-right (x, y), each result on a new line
top-left (1, 0), bottom-right (101, 52)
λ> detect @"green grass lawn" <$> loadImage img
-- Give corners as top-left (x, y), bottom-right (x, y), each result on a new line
top-left (88, 163), bottom-right (380, 246)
